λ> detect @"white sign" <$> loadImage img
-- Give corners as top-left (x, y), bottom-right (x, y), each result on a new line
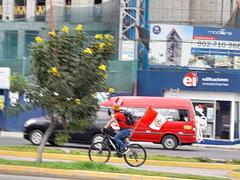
top-left (121, 40), bottom-right (135, 61)
top-left (0, 67), bottom-right (11, 89)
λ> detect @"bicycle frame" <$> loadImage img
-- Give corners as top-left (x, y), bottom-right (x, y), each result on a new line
top-left (102, 132), bottom-right (117, 151)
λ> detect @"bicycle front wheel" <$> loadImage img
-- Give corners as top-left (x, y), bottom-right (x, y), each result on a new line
top-left (88, 142), bottom-right (111, 163)
top-left (124, 143), bottom-right (147, 167)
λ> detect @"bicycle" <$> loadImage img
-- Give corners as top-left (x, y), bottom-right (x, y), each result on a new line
top-left (88, 128), bottom-right (147, 167)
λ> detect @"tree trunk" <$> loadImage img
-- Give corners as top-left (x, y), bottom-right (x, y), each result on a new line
top-left (36, 115), bottom-right (56, 163)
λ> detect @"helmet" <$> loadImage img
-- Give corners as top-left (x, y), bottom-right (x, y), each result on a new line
top-left (112, 104), bottom-right (121, 111)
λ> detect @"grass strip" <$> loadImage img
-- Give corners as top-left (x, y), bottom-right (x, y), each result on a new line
top-left (0, 145), bottom-right (239, 165)
top-left (0, 158), bottom-right (230, 180)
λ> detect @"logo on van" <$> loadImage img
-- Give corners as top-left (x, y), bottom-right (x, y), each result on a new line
top-left (183, 72), bottom-right (198, 87)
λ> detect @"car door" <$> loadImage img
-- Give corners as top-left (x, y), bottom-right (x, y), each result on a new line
top-left (70, 107), bottom-right (110, 143)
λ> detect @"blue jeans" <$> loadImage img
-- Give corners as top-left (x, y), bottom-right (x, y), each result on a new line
top-left (114, 128), bottom-right (132, 152)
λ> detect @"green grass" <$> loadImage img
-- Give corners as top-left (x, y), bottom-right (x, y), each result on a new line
top-left (0, 158), bottom-right (230, 180)
top-left (0, 145), bottom-right (239, 165)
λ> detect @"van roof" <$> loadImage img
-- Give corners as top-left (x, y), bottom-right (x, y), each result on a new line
top-left (100, 96), bottom-right (193, 109)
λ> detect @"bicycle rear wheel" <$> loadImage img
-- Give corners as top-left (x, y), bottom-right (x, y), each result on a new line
top-left (124, 143), bottom-right (147, 167)
top-left (88, 142), bottom-right (111, 163)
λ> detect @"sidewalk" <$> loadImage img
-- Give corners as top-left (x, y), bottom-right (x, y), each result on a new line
top-left (0, 131), bottom-right (23, 138)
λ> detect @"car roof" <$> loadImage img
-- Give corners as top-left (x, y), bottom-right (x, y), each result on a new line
top-left (100, 96), bottom-right (192, 109)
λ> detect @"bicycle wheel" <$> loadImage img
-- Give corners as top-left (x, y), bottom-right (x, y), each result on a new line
top-left (88, 142), bottom-right (111, 163)
top-left (124, 143), bottom-right (147, 167)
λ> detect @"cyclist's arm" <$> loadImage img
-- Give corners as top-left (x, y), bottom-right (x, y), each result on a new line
top-left (104, 116), bottom-right (115, 128)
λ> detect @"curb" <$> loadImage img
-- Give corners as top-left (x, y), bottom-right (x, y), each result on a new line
top-left (192, 144), bottom-right (240, 150)
top-left (0, 164), bottom-right (175, 180)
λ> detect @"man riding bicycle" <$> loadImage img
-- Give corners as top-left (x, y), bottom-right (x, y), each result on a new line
top-left (104, 104), bottom-right (132, 155)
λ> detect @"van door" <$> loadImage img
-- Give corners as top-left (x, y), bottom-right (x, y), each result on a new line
top-left (163, 109), bottom-right (195, 141)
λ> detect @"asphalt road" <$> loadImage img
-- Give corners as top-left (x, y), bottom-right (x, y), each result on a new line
top-left (0, 174), bottom-right (70, 180)
top-left (0, 136), bottom-right (240, 161)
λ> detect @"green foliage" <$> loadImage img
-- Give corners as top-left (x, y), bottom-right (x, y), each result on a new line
top-left (10, 74), bottom-right (29, 94)
top-left (54, 132), bottom-right (71, 145)
top-left (29, 25), bottom-right (114, 130)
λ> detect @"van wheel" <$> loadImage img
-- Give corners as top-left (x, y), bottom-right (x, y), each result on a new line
top-left (162, 135), bottom-right (178, 150)
top-left (29, 130), bottom-right (43, 146)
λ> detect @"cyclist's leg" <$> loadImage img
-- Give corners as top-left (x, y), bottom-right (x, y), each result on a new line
top-left (114, 129), bottom-right (131, 152)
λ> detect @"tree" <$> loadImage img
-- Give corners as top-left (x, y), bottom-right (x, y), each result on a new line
top-left (29, 25), bottom-right (114, 163)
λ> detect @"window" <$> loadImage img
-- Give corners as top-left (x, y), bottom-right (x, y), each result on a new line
top-left (0, 0), bottom-right (2, 20)
top-left (25, 31), bottom-right (39, 57)
top-left (36, 0), bottom-right (46, 21)
top-left (155, 108), bottom-right (189, 122)
top-left (124, 107), bottom-right (189, 122)
top-left (3, 31), bottom-right (18, 59)
top-left (15, 0), bottom-right (27, 20)
top-left (94, 0), bottom-right (102, 4)
top-left (66, 0), bottom-right (71, 5)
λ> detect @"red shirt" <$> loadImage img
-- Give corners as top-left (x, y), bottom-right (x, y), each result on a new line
top-left (114, 111), bottom-right (131, 129)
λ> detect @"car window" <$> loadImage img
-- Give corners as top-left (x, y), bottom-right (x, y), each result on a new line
top-left (96, 107), bottom-right (111, 123)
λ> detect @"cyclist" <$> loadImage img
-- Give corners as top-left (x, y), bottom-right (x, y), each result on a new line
top-left (104, 104), bottom-right (132, 155)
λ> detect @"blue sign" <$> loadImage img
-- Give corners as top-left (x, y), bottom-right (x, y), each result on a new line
top-left (138, 69), bottom-right (240, 96)
top-left (192, 26), bottom-right (240, 56)
top-left (193, 27), bottom-right (240, 41)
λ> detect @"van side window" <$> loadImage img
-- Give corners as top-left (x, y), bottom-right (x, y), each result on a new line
top-left (125, 107), bottom-right (146, 119)
top-left (155, 109), bottom-right (190, 122)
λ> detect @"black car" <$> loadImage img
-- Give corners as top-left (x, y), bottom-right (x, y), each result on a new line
top-left (23, 107), bottom-right (111, 146)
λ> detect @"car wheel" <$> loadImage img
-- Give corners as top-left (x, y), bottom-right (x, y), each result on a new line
top-left (162, 135), bottom-right (178, 150)
top-left (92, 134), bottom-right (104, 144)
top-left (29, 130), bottom-right (43, 146)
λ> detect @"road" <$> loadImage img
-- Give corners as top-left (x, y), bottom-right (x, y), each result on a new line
top-left (0, 136), bottom-right (240, 161)
top-left (0, 174), bottom-right (70, 180)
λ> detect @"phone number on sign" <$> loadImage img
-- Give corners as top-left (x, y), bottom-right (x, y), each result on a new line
top-left (193, 40), bottom-right (240, 50)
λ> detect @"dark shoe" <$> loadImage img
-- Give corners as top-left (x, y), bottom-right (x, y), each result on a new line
top-left (121, 147), bottom-right (130, 155)
top-left (116, 152), bottom-right (123, 158)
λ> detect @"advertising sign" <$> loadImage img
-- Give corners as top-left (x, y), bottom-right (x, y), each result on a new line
top-left (149, 24), bottom-right (193, 66)
top-left (121, 40), bottom-right (135, 61)
top-left (0, 67), bottom-right (11, 89)
top-left (149, 24), bottom-right (240, 69)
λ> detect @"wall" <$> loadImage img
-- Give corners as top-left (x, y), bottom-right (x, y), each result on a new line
top-left (149, 0), bottom-right (234, 26)
top-left (106, 60), bottom-right (138, 93)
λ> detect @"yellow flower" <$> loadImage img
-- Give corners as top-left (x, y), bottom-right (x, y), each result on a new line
top-left (108, 87), bottom-right (115, 93)
top-left (50, 67), bottom-right (58, 76)
top-left (83, 48), bottom-right (93, 55)
top-left (106, 42), bottom-right (112, 47)
top-left (75, 98), bottom-right (81, 105)
top-left (99, 42), bottom-right (105, 49)
top-left (75, 24), bottom-right (83, 31)
top-left (35, 36), bottom-right (43, 43)
top-left (48, 31), bottom-right (56, 37)
top-left (95, 34), bottom-right (103, 40)
top-left (104, 34), bottom-right (113, 40)
top-left (0, 98), bottom-right (4, 111)
top-left (104, 74), bottom-right (108, 79)
top-left (62, 25), bottom-right (69, 33)
top-left (98, 64), bottom-right (106, 71)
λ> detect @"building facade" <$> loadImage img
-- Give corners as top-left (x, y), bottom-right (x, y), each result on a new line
top-left (138, 0), bottom-right (240, 143)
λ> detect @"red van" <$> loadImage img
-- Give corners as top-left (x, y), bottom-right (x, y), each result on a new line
top-left (100, 96), bottom-right (197, 150)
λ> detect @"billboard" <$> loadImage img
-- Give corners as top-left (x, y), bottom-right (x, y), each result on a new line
top-left (149, 24), bottom-right (240, 69)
